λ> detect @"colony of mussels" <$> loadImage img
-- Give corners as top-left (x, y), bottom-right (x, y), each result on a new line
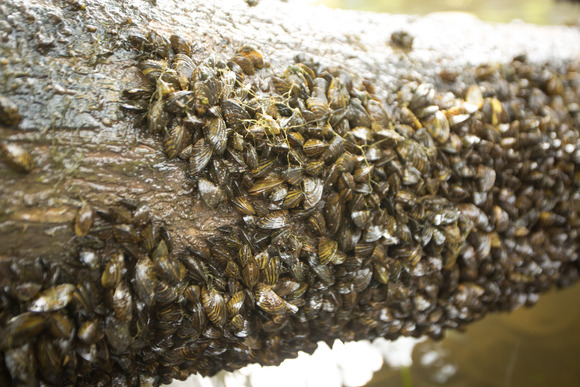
top-left (1, 29), bottom-right (580, 386)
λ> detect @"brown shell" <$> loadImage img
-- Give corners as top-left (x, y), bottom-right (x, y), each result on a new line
top-left (201, 286), bottom-right (227, 328)
top-left (101, 251), bottom-right (125, 289)
top-left (170, 34), bottom-right (191, 55)
top-left (254, 283), bottom-right (298, 315)
top-left (0, 312), bottom-right (46, 351)
top-left (0, 143), bottom-right (33, 173)
top-left (221, 99), bottom-right (251, 130)
top-left (226, 291), bottom-right (246, 318)
top-left (249, 176), bottom-right (285, 195)
top-left (155, 255), bottom-right (187, 285)
top-left (29, 284), bottom-right (76, 313)
top-left (134, 256), bottom-right (157, 306)
top-left (204, 117), bottom-right (228, 155)
top-left (242, 260), bottom-right (260, 289)
top-left (48, 312), bottom-right (73, 338)
top-left (163, 122), bottom-right (186, 159)
top-left (238, 45), bottom-right (264, 69)
top-left (78, 319), bottom-right (103, 344)
top-left (318, 237), bottom-right (338, 265)
top-left (188, 138), bottom-right (214, 176)
top-left (113, 281), bottom-right (133, 323)
top-left (231, 196), bottom-right (256, 215)
top-left (198, 177), bottom-right (226, 209)
top-left (231, 55), bottom-right (255, 75)
top-left (75, 202), bottom-right (94, 237)
top-left (112, 224), bottom-right (141, 243)
top-left (257, 210), bottom-right (289, 230)
top-left (262, 256), bottom-right (280, 286)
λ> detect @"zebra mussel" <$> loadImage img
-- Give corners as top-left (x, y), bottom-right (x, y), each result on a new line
top-left (2, 29), bottom-right (579, 386)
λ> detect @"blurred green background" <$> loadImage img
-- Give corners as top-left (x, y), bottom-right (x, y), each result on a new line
top-left (316, 0), bottom-right (580, 24)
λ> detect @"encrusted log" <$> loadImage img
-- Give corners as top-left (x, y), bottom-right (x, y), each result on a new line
top-left (1, 0), bottom-right (580, 385)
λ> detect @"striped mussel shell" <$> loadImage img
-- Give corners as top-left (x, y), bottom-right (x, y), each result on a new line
top-left (29, 284), bottom-right (76, 313)
top-left (221, 99), bottom-right (251, 130)
top-left (261, 255), bottom-right (280, 285)
top-left (254, 283), bottom-right (298, 315)
top-left (231, 55), bottom-right (255, 75)
top-left (112, 281), bottom-right (133, 322)
top-left (78, 319), bottom-right (103, 344)
top-left (198, 177), bottom-right (226, 209)
top-left (164, 90), bottom-right (195, 115)
top-left (155, 280), bottom-right (181, 305)
top-left (170, 34), bottom-right (191, 56)
top-left (0, 312), bottom-right (47, 351)
top-left (226, 291), bottom-right (246, 317)
top-left (37, 336), bottom-right (62, 384)
top-left (201, 286), bottom-right (227, 328)
top-left (237, 45), bottom-right (264, 69)
top-left (188, 138), bottom-right (213, 176)
top-left (75, 202), bottom-right (94, 237)
top-left (133, 256), bottom-right (158, 306)
top-left (203, 117), bottom-right (227, 155)
top-left (163, 122), bottom-right (187, 159)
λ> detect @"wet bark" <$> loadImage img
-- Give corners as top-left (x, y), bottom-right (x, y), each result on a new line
top-left (1, 0), bottom-right (580, 384)
top-left (1, 0), bottom-right (579, 260)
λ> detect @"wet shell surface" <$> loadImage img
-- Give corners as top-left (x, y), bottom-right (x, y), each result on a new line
top-left (3, 25), bottom-right (579, 387)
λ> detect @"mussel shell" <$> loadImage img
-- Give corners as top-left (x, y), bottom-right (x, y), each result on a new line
top-left (164, 91), bottom-right (195, 115)
top-left (238, 45), bottom-right (264, 69)
top-left (155, 281), bottom-right (181, 305)
top-left (37, 336), bottom-right (62, 384)
top-left (29, 284), bottom-right (76, 312)
top-left (249, 176), bottom-right (285, 195)
top-left (262, 256), bottom-right (280, 285)
top-left (257, 210), bottom-right (289, 229)
top-left (221, 99), bottom-right (251, 130)
top-left (155, 255), bottom-right (187, 285)
top-left (198, 177), bottom-right (226, 209)
top-left (303, 139), bottom-right (328, 157)
top-left (226, 291), bottom-right (246, 318)
top-left (204, 117), bottom-right (227, 155)
top-left (75, 202), bottom-right (94, 237)
top-left (425, 110), bottom-right (450, 144)
top-left (0, 313), bottom-right (47, 351)
top-left (231, 196), bottom-right (256, 215)
top-left (105, 316), bottom-right (131, 354)
top-left (13, 282), bottom-right (42, 302)
top-left (101, 251), bottom-right (125, 289)
top-left (163, 122), bottom-right (186, 159)
top-left (318, 237), bottom-right (338, 265)
top-left (188, 138), bottom-right (214, 176)
top-left (113, 281), bottom-right (133, 322)
top-left (112, 224), bottom-right (141, 243)
top-left (231, 55), bottom-right (255, 75)
top-left (201, 286), bottom-right (227, 328)
top-left (49, 312), bottom-right (73, 338)
top-left (0, 143), bottom-right (33, 173)
top-left (303, 177), bottom-right (323, 209)
top-left (242, 260), bottom-right (260, 289)
top-left (254, 283), bottom-right (297, 315)
top-left (5, 343), bottom-right (37, 383)
top-left (78, 319), bottom-right (103, 344)
top-left (170, 34), bottom-right (191, 55)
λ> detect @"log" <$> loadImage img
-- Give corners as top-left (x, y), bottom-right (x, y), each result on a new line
top-left (1, 0), bottom-right (579, 385)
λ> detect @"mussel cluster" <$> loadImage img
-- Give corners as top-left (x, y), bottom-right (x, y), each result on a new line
top-left (1, 28), bottom-right (579, 386)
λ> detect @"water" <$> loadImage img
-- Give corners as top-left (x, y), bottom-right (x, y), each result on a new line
top-left (316, 0), bottom-right (580, 25)
top-left (367, 283), bottom-right (580, 387)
